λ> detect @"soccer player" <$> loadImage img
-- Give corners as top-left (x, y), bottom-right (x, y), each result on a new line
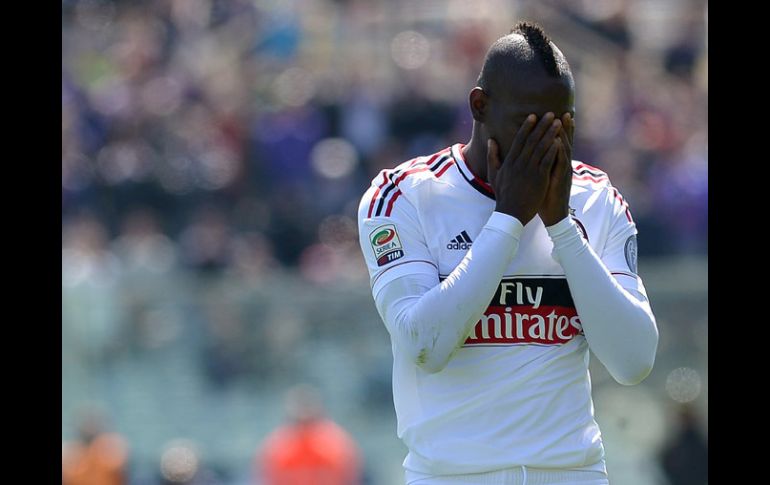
top-left (357, 21), bottom-right (658, 485)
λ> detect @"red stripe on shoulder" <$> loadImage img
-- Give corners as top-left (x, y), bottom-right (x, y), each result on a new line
top-left (367, 172), bottom-right (390, 218)
top-left (424, 147), bottom-right (452, 165)
top-left (394, 165), bottom-right (430, 185)
top-left (366, 155), bottom-right (422, 218)
top-left (369, 148), bottom-right (453, 218)
top-left (385, 190), bottom-right (402, 216)
top-left (435, 159), bottom-right (455, 178)
top-left (393, 154), bottom-right (451, 185)
top-left (384, 157), bottom-right (454, 216)
top-left (575, 162), bottom-right (606, 174)
top-left (610, 187), bottom-right (634, 223)
top-left (573, 174), bottom-right (609, 184)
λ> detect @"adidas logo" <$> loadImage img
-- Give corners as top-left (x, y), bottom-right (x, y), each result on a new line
top-left (447, 231), bottom-right (473, 250)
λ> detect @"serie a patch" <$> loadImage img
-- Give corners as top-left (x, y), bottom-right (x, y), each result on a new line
top-left (369, 224), bottom-right (404, 266)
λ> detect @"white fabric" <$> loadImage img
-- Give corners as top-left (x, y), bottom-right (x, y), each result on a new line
top-left (374, 212), bottom-right (524, 374)
top-left (357, 143), bottom-right (658, 477)
top-left (546, 217), bottom-right (657, 385)
top-left (406, 463), bottom-right (609, 484)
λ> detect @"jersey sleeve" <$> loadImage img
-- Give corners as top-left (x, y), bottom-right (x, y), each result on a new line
top-left (358, 179), bottom-right (438, 297)
top-left (599, 185), bottom-right (649, 301)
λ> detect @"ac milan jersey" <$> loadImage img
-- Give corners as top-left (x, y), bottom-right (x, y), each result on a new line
top-left (357, 143), bottom-right (645, 475)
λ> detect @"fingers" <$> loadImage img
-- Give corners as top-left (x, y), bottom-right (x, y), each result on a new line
top-left (555, 137), bottom-right (567, 172)
top-left (540, 138), bottom-right (561, 177)
top-left (520, 112), bottom-right (555, 162)
top-left (551, 139), bottom-right (572, 190)
top-left (556, 132), bottom-right (568, 163)
top-left (561, 113), bottom-right (574, 151)
top-left (487, 138), bottom-right (501, 172)
top-left (530, 118), bottom-right (562, 167)
top-left (559, 113), bottom-right (574, 176)
top-left (561, 140), bottom-right (573, 185)
top-left (506, 114), bottom-right (537, 163)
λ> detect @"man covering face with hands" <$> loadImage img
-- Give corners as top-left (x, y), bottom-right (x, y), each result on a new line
top-left (358, 20), bottom-right (658, 485)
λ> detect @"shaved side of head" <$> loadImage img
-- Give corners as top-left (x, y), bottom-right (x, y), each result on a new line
top-left (477, 21), bottom-right (574, 99)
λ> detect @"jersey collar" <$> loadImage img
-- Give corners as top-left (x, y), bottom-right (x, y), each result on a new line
top-left (451, 143), bottom-right (495, 200)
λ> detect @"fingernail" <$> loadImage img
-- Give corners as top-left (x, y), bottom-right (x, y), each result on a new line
top-left (527, 114), bottom-right (536, 122)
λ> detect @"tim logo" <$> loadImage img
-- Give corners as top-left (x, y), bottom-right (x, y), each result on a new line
top-left (370, 224), bottom-right (404, 266)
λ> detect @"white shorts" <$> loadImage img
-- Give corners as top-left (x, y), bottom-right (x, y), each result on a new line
top-left (405, 465), bottom-right (609, 485)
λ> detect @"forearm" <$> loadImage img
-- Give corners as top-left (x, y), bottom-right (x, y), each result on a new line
top-left (375, 212), bottom-right (524, 373)
top-left (547, 217), bottom-right (658, 385)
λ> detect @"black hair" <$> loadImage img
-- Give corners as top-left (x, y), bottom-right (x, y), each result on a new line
top-left (477, 20), bottom-right (572, 92)
top-left (510, 21), bottom-right (561, 77)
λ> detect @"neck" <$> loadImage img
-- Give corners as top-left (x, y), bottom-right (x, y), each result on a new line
top-left (462, 122), bottom-right (489, 182)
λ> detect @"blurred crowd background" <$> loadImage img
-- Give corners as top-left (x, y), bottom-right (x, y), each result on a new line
top-left (62, 0), bottom-right (708, 484)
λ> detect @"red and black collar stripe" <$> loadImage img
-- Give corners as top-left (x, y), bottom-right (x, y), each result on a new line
top-left (451, 144), bottom-right (495, 200)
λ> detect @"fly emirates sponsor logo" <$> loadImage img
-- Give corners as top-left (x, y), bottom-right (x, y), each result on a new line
top-left (464, 278), bottom-right (583, 346)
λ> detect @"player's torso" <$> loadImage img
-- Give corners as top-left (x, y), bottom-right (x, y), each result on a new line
top-left (409, 146), bottom-right (613, 350)
top-left (375, 146), bottom-right (611, 470)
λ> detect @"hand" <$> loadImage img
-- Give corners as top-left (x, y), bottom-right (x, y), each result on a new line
top-left (539, 113), bottom-right (574, 227)
top-left (488, 112), bottom-right (562, 224)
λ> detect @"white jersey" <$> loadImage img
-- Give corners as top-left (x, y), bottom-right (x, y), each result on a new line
top-left (358, 143), bottom-right (643, 476)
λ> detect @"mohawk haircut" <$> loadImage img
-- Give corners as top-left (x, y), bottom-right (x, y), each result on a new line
top-left (510, 21), bottom-right (562, 77)
top-left (477, 20), bottom-right (572, 93)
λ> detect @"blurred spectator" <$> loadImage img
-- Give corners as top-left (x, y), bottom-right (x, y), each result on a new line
top-left (62, 409), bottom-right (129, 485)
top-left (62, 211), bottom-right (123, 364)
top-left (256, 385), bottom-right (362, 485)
top-left (658, 405), bottom-right (708, 485)
top-left (62, 0), bottom-right (708, 264)
top-left (158, 439), bottom-right (225, 485)
top-left (112, 207), bottom-right (178, 275)
top-left (199, 289), bottom-right (254, 388)
top-left (179, 204), bottom-right (233, 273)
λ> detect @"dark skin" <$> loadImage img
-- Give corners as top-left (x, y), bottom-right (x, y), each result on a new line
top-left (462, 66), bottom-right (575, 226)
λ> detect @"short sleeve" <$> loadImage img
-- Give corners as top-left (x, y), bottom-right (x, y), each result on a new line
top-left (600, 185), bottom-right (649, 300)
top-left (358, 182), bottom-right (438, 297)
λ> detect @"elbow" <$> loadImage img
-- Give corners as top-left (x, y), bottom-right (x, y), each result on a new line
top-left (612, 363), bottom-right (654, 386)
top-left (418, 361), bottom-right (445, 374)
top-left (612, 319), bottom-right (659, 386)
top-left (414, 348), bottom-right (450, 374)
top-left (611, 344), bottom-right (658, 386)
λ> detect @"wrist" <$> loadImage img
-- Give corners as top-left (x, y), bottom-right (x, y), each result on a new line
top-left (540, 210), bottom-right (569, 228)
top-left (495, 204), bottom-right (534, 225)
top-left (489, 212), bottom-right (525, 239)
top-left (545, 217), bottom-right (585, 263)
top-left (544, 216), bottom-right (574, 236)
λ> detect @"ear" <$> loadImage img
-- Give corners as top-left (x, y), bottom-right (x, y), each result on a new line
top-left (469, 87), bottom-right (488, 123)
